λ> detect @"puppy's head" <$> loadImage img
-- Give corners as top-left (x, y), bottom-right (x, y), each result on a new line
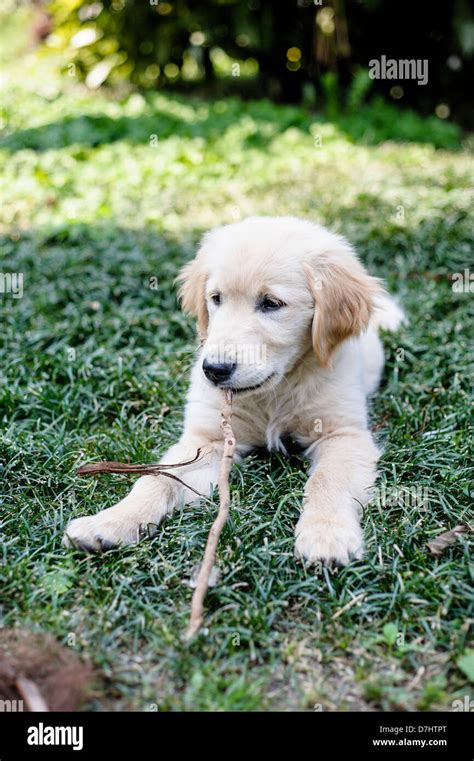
top-left (177, 217), bottom-right (383, 394)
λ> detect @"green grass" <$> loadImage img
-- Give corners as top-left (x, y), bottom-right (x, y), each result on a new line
top-left (0, 26), bottom-right (472, 712)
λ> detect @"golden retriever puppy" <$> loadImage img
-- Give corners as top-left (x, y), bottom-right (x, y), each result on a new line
top-left (64, 216), bottom-right (404, 565)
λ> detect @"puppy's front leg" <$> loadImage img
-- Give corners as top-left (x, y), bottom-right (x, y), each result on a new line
top-left (295, 428), bottom-right (380, 566)
top-left (64, 434), bottom-right (223, 552)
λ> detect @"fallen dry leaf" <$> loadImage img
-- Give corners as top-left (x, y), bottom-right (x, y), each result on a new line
top-left (427, 525), bottom-right (469, 556)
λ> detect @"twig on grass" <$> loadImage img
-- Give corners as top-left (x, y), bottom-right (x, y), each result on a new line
top-left (331, 591), bottom-right (366, 620)
top-left (185, 388), bottom-right (235, 640)
top-left (76, 448), bottom-right (206, 497)
top-left (75, 390), bottom-right (237, 640)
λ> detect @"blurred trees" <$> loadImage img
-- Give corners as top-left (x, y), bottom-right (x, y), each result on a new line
top-left (44, 0), bottom-right (473, 125)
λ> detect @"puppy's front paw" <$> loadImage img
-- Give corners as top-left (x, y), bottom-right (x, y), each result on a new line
top-left (294, 509), bottom-right (363, 566)
top-left (63, 509), bottom-right (157, 553)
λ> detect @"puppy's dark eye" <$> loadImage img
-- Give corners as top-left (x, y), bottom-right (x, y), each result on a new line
top-left (259, 295), bottom-right (286, 312)
top-left (210, 293), bottom-right (221, 306)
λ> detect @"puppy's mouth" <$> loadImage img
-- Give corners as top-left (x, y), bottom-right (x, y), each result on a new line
top-left (220, 372), bottom-right (276, 394)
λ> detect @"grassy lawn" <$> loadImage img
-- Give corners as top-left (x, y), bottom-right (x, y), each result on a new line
top-left (0, 24), bottom-right (472, 711)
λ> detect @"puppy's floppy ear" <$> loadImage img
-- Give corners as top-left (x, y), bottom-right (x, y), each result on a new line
top-left (304, 255), bottom-right (384, 368)
top-left (176, 257), bottom-right (208, 339)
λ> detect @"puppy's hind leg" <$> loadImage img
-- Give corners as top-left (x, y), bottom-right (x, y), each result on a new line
top-left (371, 292), bottom-right (406, 333)
top-left (63, 434), bottom-right (224, 553)
top-left (363, 294), bottom-right (407, 396)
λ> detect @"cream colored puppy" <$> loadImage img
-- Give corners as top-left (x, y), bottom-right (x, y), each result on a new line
top-left (64, 216), bottom-right (404, 565)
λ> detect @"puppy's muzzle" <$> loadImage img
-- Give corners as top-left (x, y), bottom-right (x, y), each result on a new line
top-left (202, 358), bottom-right (236, 385)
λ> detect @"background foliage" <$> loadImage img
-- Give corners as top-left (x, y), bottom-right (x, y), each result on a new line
top-left (29, 0), bottom-right (474, 127)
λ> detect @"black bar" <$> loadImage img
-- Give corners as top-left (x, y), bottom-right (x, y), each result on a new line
top-left (0, 711), bottom-right (471, 759)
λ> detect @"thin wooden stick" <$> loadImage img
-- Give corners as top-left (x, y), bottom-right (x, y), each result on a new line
top-left (185, 388), bottom-right (235, 640)
top-left (76, 448), bottom-right (204, 475)
top-left (76, 449), bottom-right (206, 497)
top-left (74, 396), bottom-right (237, 639)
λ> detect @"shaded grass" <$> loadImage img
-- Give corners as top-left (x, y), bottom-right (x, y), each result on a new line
top-left (0, 38), bottom-right (472, 711)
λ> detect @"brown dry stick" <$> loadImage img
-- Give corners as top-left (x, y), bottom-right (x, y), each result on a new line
top-left (76, 448), bottom-right (204, 475)
top-left (185, 388), bottom-right (235, 640)
top-left (76, 449), bottom-right (206, 496)
top-left (75, 390), bottom-right (236, 640)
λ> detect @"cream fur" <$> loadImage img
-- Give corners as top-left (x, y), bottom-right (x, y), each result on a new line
top-left (64, 216), bottom-right (404, 565)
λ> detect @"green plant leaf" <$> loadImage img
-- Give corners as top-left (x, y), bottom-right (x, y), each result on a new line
top-left (457, 650), bottom-right (474, 683)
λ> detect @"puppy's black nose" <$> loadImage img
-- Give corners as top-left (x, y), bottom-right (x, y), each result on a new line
top-left (202, 359), bottom-right (236, 385)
